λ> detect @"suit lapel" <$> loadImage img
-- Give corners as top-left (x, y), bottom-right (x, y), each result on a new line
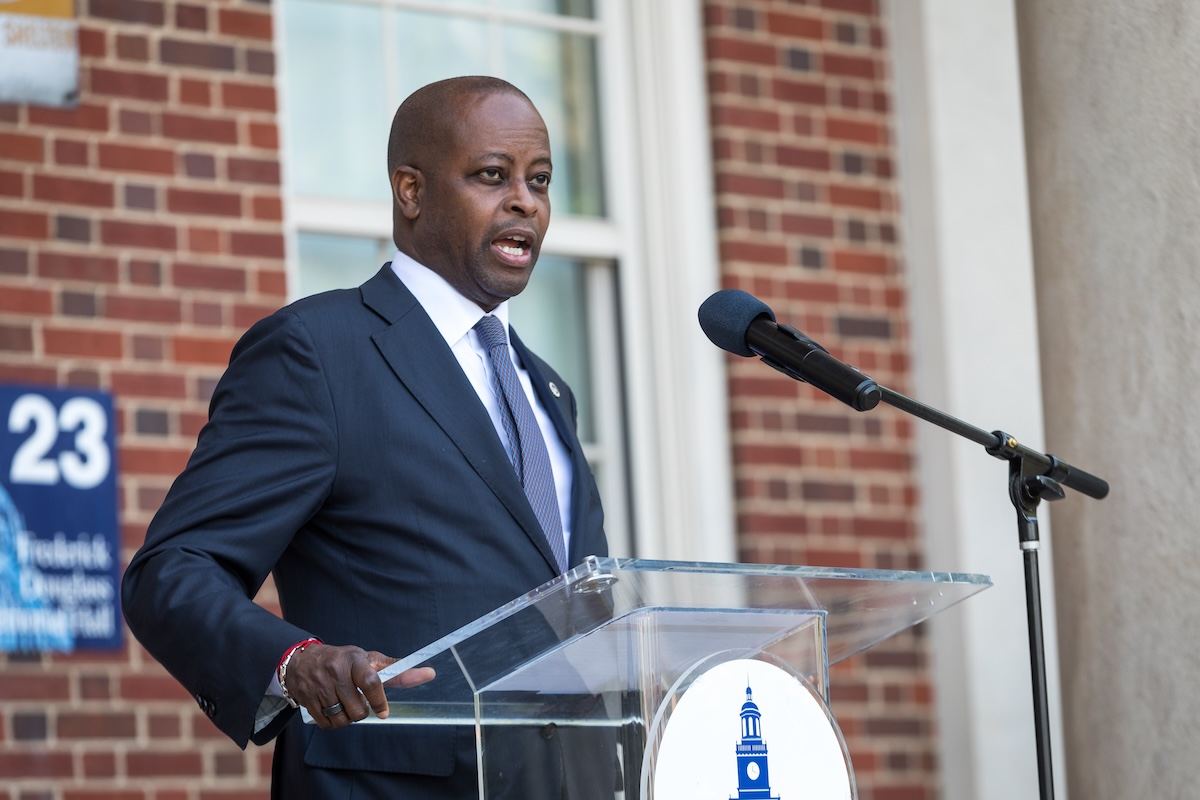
top-left (510, 329), bottom-right (576, 458)
top-left (360, 267), bottom-right (562, 576)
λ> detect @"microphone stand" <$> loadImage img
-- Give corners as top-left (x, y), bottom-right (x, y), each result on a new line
top-left (710, 296), bottom-right (1108, 798)
top-left (873, 385), bottom-right (1109, 800)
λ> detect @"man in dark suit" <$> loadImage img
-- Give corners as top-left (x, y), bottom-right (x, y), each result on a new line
top-left (121, 76), bottom-right (608, 798)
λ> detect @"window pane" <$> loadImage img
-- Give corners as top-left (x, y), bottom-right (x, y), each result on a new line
top-left (296, 232), bottom-right (382, 296)
top-left (284, 0), bottom-right (389, 201)
top-left (501, 0), bottom-right (594, 18)
top-left (390, 9), bottom-right (491, 103)
top-left (509, 255), bottom-right (594, 442)
top-left (505, 27), bottom-right (605, 217)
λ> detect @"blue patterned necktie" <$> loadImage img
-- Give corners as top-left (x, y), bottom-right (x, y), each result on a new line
top-left (473, 314), bottom-right (568, 573)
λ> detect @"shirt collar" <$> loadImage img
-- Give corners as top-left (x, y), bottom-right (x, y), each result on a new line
top-left (389, 249), bottom-right (510, 347)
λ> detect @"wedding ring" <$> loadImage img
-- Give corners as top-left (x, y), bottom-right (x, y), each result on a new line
top-left (321, 702), bottom-right (344, 717)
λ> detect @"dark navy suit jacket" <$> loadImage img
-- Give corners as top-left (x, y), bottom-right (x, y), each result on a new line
top-left (122, 265), bottom-right (608, 798)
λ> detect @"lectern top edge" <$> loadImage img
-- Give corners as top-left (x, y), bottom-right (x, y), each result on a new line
top-left (375, 556), bottom-right (991, 686)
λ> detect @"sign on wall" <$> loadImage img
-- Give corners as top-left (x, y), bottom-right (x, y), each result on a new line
top-left (1, 385), bottom-right (121, 652)
top-left (0, 0), bottom-right (78, 108)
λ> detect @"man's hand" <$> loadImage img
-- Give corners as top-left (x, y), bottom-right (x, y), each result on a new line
top-left (284, 643), bottom-right (435, 730)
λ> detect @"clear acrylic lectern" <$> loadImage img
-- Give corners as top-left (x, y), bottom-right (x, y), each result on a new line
top-left (362, 556), bottom-right (990, 799)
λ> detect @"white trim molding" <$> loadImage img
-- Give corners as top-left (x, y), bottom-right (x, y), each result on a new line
top-left (613, 0), bottom-right (736, 563)
top-left (886, 1), bottom-right (1068, 797)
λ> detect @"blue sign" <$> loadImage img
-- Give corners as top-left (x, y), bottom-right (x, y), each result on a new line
top-left (0, 385), bottom-right (121, 651)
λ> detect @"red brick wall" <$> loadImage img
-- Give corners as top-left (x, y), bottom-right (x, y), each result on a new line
top-left (0, 0), bottom-right (283, 796)
top-left (703, 1), bottom-right (937, 798)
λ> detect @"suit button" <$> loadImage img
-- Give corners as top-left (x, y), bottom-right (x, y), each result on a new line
top-left (540, 723), bottom-right (557, 739)
top-left (194, 694), bottom-right (216, 718)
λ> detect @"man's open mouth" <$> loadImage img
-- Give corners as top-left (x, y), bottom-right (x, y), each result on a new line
top-left (493, 233), bottom-right (530, 257)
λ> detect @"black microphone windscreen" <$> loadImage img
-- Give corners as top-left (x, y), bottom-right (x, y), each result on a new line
top-left (698, 289), bottom-right (775, 357)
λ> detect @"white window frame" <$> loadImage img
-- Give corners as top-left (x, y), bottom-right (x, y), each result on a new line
top-left (602, 0), bottom-right (734, 563)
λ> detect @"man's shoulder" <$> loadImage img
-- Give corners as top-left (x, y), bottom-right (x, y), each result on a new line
top-left (284, 284), bottom-right (364, 316)
top-left (239, 288), bottom-right (366, 351)
top-left (270, 265), bottom-right (408, 324)
top-left (231, 281), bottom-right (377, 360)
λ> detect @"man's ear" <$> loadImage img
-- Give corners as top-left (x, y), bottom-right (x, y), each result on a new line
top-left (392, 166), bottom-right (423, 220)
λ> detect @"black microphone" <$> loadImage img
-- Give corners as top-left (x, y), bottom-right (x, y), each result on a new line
top-left (699, 289), bottom-right (882, 412)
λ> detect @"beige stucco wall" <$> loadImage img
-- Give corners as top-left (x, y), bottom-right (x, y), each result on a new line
top-left (1015, 1), bottom-right (1200, 796)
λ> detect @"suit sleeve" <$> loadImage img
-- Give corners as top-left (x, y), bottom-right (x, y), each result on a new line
top-left (121, 310), bottom-right (337, 747)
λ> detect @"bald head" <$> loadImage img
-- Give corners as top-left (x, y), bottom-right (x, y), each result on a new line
top-left (387, 76), bottom-right (534, 179)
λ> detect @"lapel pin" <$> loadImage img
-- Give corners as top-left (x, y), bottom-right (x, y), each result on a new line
top-left (548, 381), bottom-right (560, 398)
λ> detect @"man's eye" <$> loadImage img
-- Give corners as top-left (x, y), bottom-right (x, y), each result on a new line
top-left (481, 168), bottom-right (502, 180)
top-left (530, 174), bottom-right (551, 187)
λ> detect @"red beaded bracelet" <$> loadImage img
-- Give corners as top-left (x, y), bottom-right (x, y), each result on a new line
top-left (278, 637), bottom-right (321, 709)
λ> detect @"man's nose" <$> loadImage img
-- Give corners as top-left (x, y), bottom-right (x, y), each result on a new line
top-left (504, 181), bottom-right (538, 216)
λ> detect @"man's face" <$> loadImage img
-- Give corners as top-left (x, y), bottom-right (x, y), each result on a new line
top-left (400, 92), bottom-right (553, 311)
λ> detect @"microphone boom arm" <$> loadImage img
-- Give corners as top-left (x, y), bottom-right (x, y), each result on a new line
top-left (877, 386), bottom-right (1108, 500)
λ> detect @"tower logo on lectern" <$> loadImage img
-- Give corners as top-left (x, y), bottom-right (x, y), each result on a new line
top-left (731, 682), bottom-right (780, 800)
top-left (649, 659), bottom-right (851, 800)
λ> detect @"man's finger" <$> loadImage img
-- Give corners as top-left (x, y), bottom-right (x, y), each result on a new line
top-left (349, 654), bottom-right (387, 721)
top-left (360, 655), bottom-right (436, 721)
top-left (366, 651), bottom-right (436, 688)
top-left (366, 651), bottom-right (397, 672)
top-left (393, 666), bottom-right (436, 688)
top-left (307, 698), bottom-right (337, 730)
top-left (319, 695), bottom-right (351, 726)
top-left (374, 666), bottom-right (436, 720)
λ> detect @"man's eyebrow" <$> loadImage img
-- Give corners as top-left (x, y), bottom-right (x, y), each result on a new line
top-left (477, 152), bottom-right (553, 169)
